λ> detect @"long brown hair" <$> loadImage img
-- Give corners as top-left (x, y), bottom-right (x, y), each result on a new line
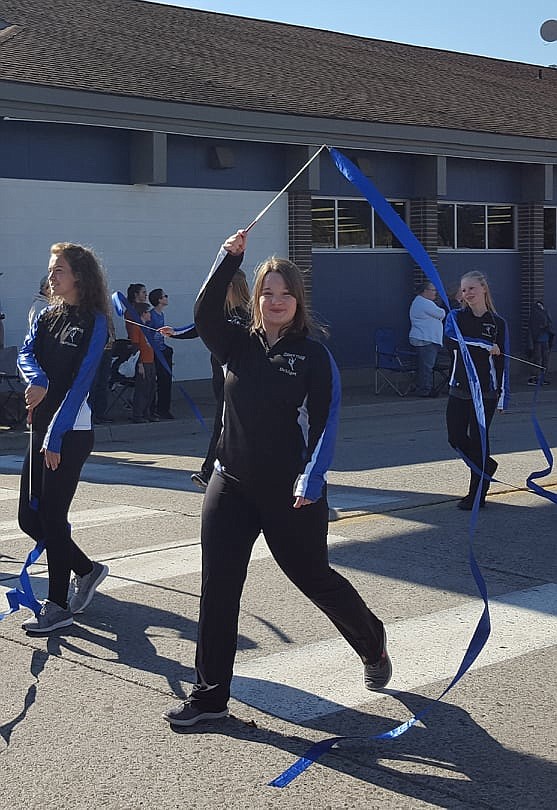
top-left (460, 270), bottom-right (497, 313)
top-left (49, 243), bottom-right (110, 317)
top-left (250, 256), bottom-right (326, 339)
top-left (225, 270), bottom-right (250, 316)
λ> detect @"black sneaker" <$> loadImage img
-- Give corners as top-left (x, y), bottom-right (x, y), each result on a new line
top-left (191, 472), bottom-right (208, 490)
top-left (364, 628), bottom-right (392, 691)
top-left (163, 698), bottom-right (228, 727)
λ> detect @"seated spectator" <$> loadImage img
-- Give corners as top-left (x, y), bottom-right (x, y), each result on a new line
top-left (127, 303), bottom-right (157, 423)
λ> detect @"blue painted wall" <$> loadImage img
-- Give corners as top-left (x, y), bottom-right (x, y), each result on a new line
top-left (166, 136), bottom-right (287, 190)
top-left (0, 121), bottom-right (131, 183)
top-left (446, 158), bottom-right (520, 201)
top-left (311, 251), bottom-right (415, 367)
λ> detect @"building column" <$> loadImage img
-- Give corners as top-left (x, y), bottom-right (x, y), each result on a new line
top-left (518, 203), bottom-right (545, 346)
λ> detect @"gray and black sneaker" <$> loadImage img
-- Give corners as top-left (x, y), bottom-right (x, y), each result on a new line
top-left (163, 698), bottom-right (229, 727)
top-left (69, 561), bottom-right (109, 614)
top-left (364, 628), bottom-right (392, 691)
top-left (22, 600), bottom-right (74, 634)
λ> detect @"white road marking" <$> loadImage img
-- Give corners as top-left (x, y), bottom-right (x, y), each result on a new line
top-left (232, 583), bottom-right (557, 721)
top-left (0, 487), bottom-right (18, 501)
top-left (0, 533), bottom-right (350, 596)
top-left (0, 504), bottom-right (166, 544)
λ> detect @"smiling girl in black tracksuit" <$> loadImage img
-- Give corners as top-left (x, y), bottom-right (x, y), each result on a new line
top-left (163, 230), bottom-right (391, 727)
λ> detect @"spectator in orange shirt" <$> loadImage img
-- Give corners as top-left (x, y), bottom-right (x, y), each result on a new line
top-left (127, 303), bottom-right (157, 423)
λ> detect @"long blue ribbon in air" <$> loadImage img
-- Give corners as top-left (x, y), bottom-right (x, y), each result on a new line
top-left (269, 145), bottom-right (536, 787)
top-left (112, 292), bottom-right (208, 432)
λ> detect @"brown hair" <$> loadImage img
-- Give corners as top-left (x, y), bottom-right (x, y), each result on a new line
top-left (49, 243), bottom-right (110, 317)
top-left (250, 256), bottom-right (326, 338)
top-left (225, 270), bottom-right (250, 316)
top-left (460, 270), bottom-right (497, 313)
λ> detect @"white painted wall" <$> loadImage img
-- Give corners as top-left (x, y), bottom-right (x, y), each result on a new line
top-left (0, 179), bottom-right (288, 380)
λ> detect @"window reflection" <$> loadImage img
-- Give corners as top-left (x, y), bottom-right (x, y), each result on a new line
top-left (311, 197), bottom-right (407, 249)
top-left (457, 204), bottom-right (485, 249)
top-left (311, 199), bottom-right (335, 248)
top-left (374, 202), bottom-right (404, 248)
top-left (487, 205), bottom-right (513, 249)
top-left (338, 200), bottom-right (371, 248)
top-left (438, 204), bottom-right (455, 248)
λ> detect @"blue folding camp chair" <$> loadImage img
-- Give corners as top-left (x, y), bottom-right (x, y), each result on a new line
top-left (374, 328), bottom-right (417, 397)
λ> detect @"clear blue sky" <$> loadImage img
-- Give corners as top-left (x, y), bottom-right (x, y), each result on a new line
top-left (147, 0), bottom-right (557, 66)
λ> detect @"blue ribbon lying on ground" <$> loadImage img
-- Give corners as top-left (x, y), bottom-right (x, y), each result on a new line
top-left (1, 492), bottom-right (44, 621)
top-left (0, 541), bottom-right (45, 622)
top-left (112, 292), bottom-right (207, 432)
top-left (269, 146), bottom-right (554, 787)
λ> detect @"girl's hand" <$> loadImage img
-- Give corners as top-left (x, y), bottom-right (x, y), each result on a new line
top-left (42, 448), bottom-right (61, 471)
top-left (293, 496), bottom-right (315, 509)
top-left (489, 345), bottom-right (501, 356)
top-left (223, 230), bottom-right (246, 256)
top-left (25, 384), bottom-right (47, 410)
top-left (137, 362), bottom-right (145, 378)
top-left (159, 326), bottom-right (175, 336)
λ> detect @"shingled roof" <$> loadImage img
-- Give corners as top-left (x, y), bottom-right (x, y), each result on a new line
top-left (1, 0), bottom-right (556, 140)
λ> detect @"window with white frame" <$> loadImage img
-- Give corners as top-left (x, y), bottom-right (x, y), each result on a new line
top-left (544, 207), bottom-right (557, 250)
top-left (312, 197), bottom-right (407, 249)
top-left (438, 203), bottom-right (516, 249)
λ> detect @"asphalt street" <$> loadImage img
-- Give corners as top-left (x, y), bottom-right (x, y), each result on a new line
top-left (0, 387), bottom-right (556, 809)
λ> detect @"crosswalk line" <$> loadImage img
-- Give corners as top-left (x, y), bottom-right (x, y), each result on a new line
top-left (232, 583), bottom-right (557, 722)
top-left (0, 533), bottom-right (350, 597)
top-left (0, 504), bottom-right (166, 544)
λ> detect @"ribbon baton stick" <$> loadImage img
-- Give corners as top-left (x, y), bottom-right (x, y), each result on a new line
top-left (244, 144), bottom-right (327, 232)
top-left (502, 353), bottom-right (546, 370)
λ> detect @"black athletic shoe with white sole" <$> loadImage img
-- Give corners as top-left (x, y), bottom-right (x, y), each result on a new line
top-left (364, 628), bottom-right (392, 691)
top-left (163, 698), bottom-right (229, 726)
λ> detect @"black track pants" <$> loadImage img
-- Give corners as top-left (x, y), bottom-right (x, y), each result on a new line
top-left (191, 471), bottom-right (385, 709)
top-left (18, 430), bottom-right (94, 608)
top-left (446, 395), bottom-right (497, 473)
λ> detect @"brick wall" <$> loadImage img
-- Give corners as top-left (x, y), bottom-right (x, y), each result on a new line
top-left (288, 190), bottom-right (313, 300)
top-left (518, 203), bottom-right (545, 346)
top-left (409, 198), bottom-right (438, 290)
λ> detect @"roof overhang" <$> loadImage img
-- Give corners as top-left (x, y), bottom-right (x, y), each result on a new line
top-left (1, 81), bottom-right (557, 165)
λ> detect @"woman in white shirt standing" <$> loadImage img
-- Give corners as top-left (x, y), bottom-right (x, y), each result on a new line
top-left (409, 281), bottom-right (446, 397)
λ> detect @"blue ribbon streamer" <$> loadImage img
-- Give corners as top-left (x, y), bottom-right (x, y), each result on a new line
top-left (111, 292), bottom-right (208, 432)
top-left (526, 373), bottom-right (557, 504)
top-left (269, 145), bottom-right (550, 788)
top-left (0, 542), bottom-right (45, 621)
